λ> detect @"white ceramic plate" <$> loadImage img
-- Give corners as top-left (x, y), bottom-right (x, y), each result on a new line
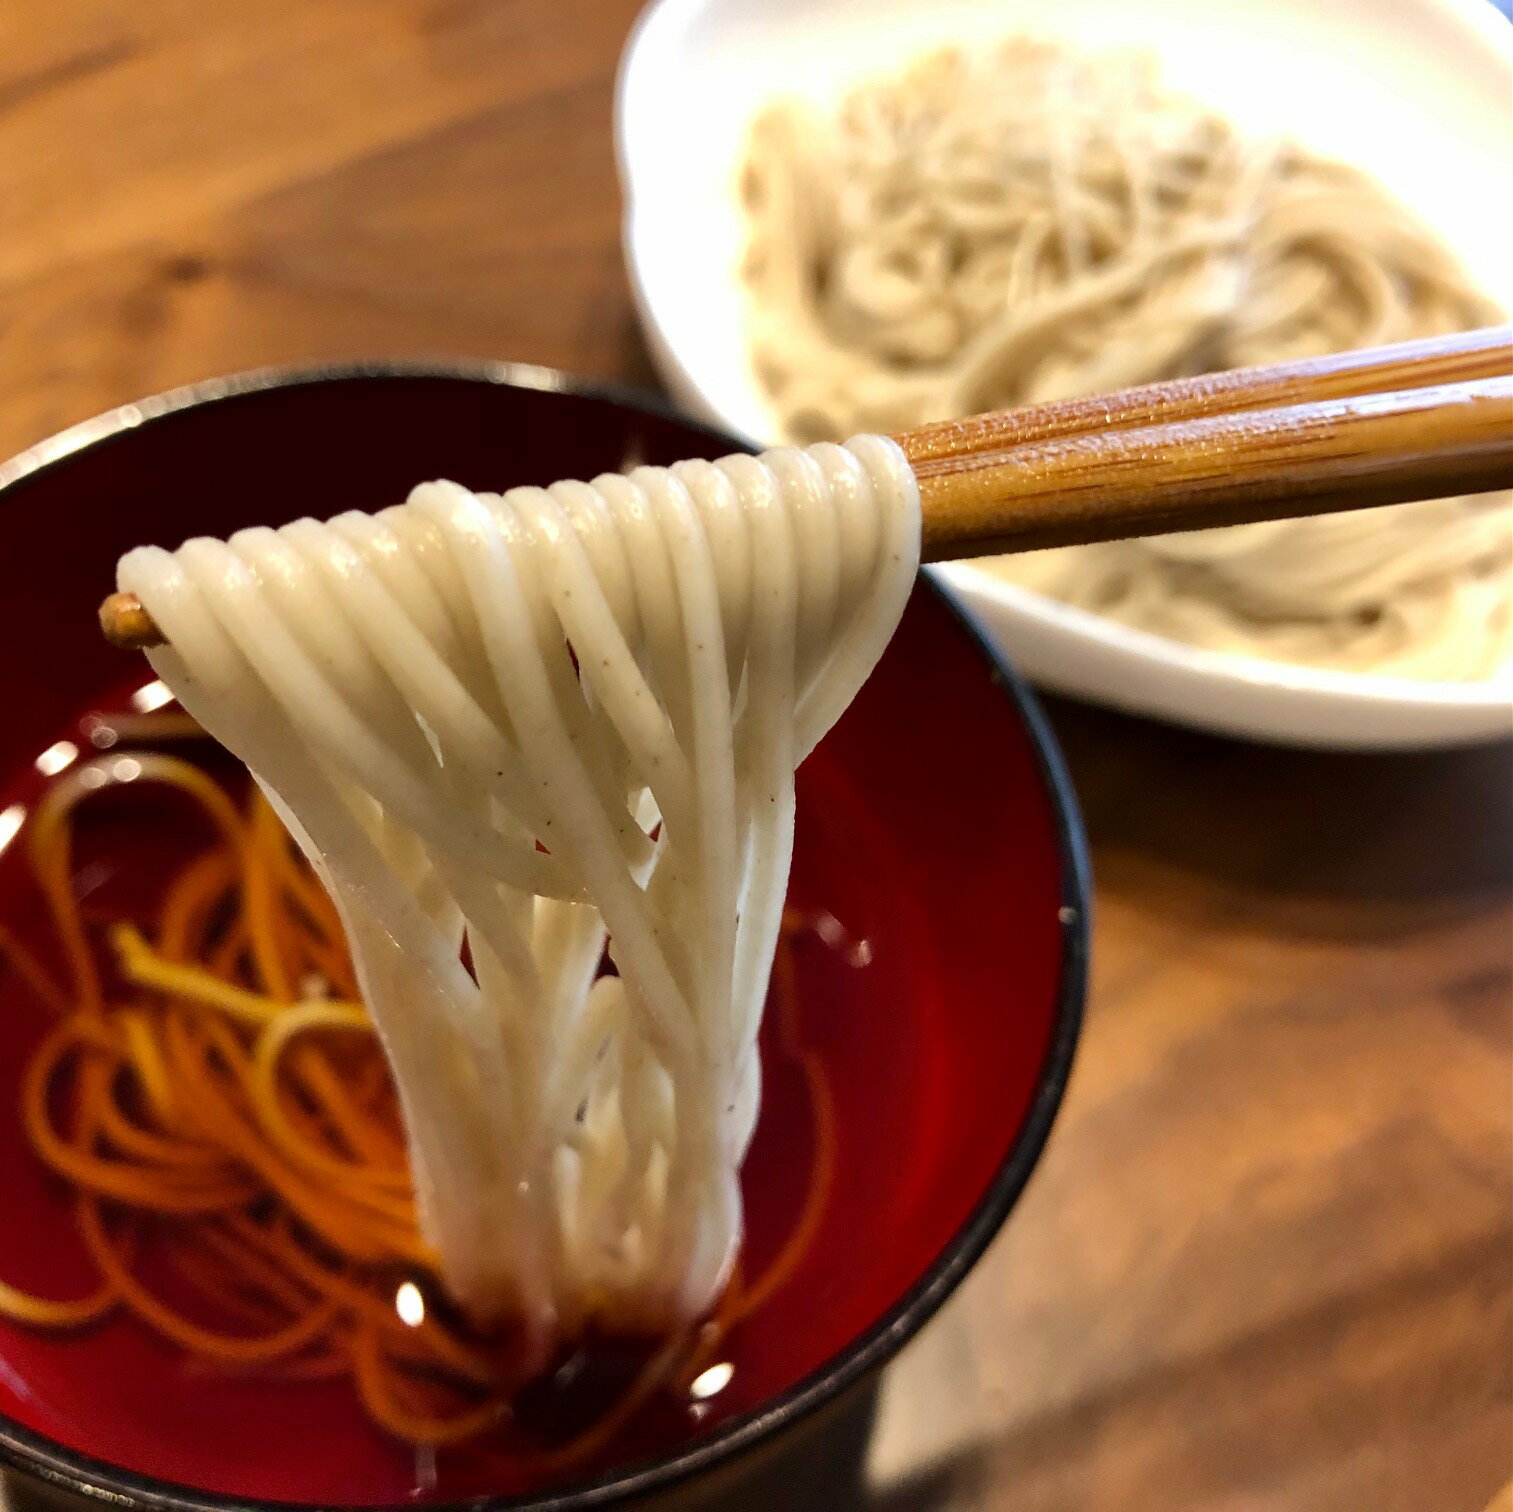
top-left (616, 0), bottom-right (1513, 749)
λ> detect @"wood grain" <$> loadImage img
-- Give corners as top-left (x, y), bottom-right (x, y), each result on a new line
top-left (0, 6), bottom-right (1509, 1512)
top-left (915, 374), bottom-right (1513, 561)
top-left (897, 325), bottom-right (1513, 465)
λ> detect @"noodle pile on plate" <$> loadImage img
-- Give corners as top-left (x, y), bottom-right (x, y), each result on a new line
top-left (740, 37), bottom-right (1512, 679)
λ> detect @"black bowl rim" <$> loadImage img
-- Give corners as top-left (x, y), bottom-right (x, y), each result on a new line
top-left (0, 359), bottom-right (1089, 1512)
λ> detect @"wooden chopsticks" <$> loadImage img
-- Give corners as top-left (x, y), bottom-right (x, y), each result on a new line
top-left (898, 324), bottom-right (1513, 463)
top-left (98, 327), bottom-right (1513, 651)
top-left (906, 325), bottom-right (1513, 560)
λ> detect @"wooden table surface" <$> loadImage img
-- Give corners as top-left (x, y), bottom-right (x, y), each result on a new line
top-left (1, 4), bottom-right (1510, 1509)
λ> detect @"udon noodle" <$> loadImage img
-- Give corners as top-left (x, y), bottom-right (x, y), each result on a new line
top-left (104, 441), bottom-right (916, 1357)
top-left (740, 38), bottom-right (1512, 678)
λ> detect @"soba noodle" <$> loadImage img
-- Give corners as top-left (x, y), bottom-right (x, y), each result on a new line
top-left (114, 438), bottom-right (919, 1356)
top-left (740, 38), bottom-right (1512, 679)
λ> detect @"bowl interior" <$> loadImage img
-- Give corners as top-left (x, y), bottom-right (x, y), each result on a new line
top-left (0, 372), bottom-right (1081, 1507)
top-left (617, 0), bottom-right (1513, 746)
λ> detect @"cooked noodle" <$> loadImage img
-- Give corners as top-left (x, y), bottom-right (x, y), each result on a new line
top-left (739, 38), bottom-right (1512, 679)
top-left (111, 440), bottom-right (918, 1355)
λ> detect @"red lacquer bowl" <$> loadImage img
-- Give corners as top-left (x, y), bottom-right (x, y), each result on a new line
top-left (0, 366), bottom-right (1087, 1511)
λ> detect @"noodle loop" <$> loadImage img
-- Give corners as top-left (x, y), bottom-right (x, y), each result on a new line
top-left (116, 439), bottom-right (919, 1346)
